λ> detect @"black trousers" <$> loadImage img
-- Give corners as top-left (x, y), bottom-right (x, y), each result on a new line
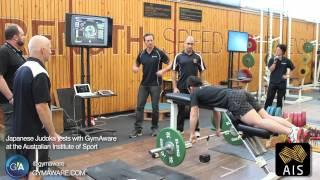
top-left (264, 83), bottom-right (286, 109)
top-left (177, 88), bottom-right (200, 132)
top-left (0, 103), bottom-right (15, 161)
top-left (134, 85), bottom-right (161, 131)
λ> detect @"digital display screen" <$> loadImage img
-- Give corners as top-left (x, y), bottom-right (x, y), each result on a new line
top-left (227, 31), bottom-right (248, 52)
top-left (66, 13), bottom-right (113, 48)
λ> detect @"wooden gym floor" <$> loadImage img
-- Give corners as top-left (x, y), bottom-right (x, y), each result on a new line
top-left (57, 130), bottom-right (320, 180)
top-left (55, 92), bottom-right (320, 180)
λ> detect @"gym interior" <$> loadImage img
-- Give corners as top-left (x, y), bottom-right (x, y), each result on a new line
top-left (1, 0), bottom-right (320, 179)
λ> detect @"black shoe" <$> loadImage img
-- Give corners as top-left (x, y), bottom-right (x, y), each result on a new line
top-left (129, 130), bottom-right (142, 138)
top-left (151, 129), bottom-right (158, 137)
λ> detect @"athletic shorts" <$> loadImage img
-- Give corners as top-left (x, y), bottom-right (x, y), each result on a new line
top-left (227, 89), bottom-right (262, 119)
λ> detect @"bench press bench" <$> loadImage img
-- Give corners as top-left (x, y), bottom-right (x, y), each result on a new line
top-left (165, 93), bottom-right (279, 180)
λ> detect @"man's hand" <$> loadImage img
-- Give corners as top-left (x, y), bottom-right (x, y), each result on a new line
top-left (9, 98), bottom-right (13, 105)
top-left (173, 88), bottom-right (180, 93)
top-left (203, 80), bottom-right (210, 86)
top-left (156, 70), bottom-right (164, 77)
top-left (50, 133), bottom-right (62, 145)
top-left (282, 74), bottom-right (289, 79)
top-left (189, 133), bottom-right (197, 144)
top-left (133, 66), bottom-right (140, 73)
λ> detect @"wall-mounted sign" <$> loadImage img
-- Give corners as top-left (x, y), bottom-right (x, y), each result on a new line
top-left (180, 7), bottom-right (202, 22)
top-left (144, 2), bottom-right (171, 19)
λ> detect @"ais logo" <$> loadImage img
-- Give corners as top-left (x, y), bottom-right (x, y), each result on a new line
top-left (276, 143), bottom-right (310, 176)
top-left (5, 155), bottom-right (29, 178)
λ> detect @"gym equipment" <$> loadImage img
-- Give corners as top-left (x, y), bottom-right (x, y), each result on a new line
top-left (299, 66), bottom-right (310, 76)
top-left (266, 106), bottom-right (282, 117)
top-left (163, 93), bottom-right (279, 179)
top-left (237, 69), bottom-right (252, 83)
top-left (283, 112), bottom-right (306, 127)
top-left (150, 127), bottom-right (230, 167)
top-left (199, 154), bottom-right (210, 163)
top-left (211, 114), bottom-right (243, 145)
top-left (242, 54), bottom-right (255, 68)
top-left (303, 42), bottom-right (314, 53)
top-left (247, 37), bottom-right (257, 52)
top-left (302, 54), bottom-right (311, 64)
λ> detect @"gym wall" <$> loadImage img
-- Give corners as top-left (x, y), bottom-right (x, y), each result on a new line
top-left (0, 0), bottom-right (317, 115)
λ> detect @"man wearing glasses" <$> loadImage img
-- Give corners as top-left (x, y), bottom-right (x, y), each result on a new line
top-left (171, 36), bottom-right (206, 136)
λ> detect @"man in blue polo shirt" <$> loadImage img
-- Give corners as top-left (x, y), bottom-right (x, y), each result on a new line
top-left (130, 33), bottom-right (171, 138)
top-left (12, 35), bottom-right (61, 179)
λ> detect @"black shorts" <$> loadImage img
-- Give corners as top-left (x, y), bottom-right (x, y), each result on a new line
top-left (16, 141), bottom-right (49, 171)
top-left (227, 90), bottom-right (262, 119)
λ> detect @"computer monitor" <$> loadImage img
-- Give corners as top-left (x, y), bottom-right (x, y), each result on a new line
top-left (227, 31), bottom-right (248, 52)
top-left (65, 13), bottom-right (113, 48)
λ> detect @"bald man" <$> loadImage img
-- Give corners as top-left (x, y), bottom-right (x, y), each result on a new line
top-left (12, 35), bottom-right (61, 179)
top-left (172, 36), bottom-right (206, 136)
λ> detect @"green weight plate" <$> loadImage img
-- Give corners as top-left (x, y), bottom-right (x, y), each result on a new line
top-left (275, 107), bottom-right (282, 117)
top-left (156, 128), bottom-right (186, 167)
top-left (221, 113), bottom-right (243, 145)
top-left (242, 54), bottom-right (255, 68)
top-left (303, 42), bottom-right (313, 53)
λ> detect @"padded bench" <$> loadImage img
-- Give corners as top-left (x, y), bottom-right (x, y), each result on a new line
top-left (165, 93), bottom-right (278, 180)
top-left (165, 93), bottom-right (273, 139)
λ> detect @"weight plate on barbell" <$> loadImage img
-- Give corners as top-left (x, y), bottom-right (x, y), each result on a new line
top-left (221, 113), bottom-right (243, 145)
top-left (156, 128), bottom-right (186, 167)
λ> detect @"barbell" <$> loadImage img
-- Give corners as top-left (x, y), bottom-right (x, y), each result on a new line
top-left (149, 127), bottom-right (238, 167)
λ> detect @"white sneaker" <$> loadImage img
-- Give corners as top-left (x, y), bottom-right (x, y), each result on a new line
top-left (179, 131), bottom-right (184, 135)
top-left (195, 131), bottom-right (201, 138)
top-left (288, 127), bottom-right (300, 143)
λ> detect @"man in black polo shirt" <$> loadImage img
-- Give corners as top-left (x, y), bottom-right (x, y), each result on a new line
top-left (264, 44), bottom-right (294, 109)
top-left (186, 76), bottom-right (309, 144)
top-left (12, 35), bottom-right (61, 179)
top-left (172, 36), bottom-right (206, 136)
top-left (130, 33), bottom-right (170, 138)
top-left (0, 24), bottom-right (26, 161)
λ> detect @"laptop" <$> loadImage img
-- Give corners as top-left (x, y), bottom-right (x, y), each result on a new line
top-left (73, 84), bottom-right (96, 97)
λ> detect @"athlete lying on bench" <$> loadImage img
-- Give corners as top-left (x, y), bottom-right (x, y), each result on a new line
top-left (186, 76), bottom-right (310, 144)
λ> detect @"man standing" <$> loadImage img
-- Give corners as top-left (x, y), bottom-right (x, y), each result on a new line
top-left (172, 36), bottom-right (206, 136)
top-left (130, 33), bottom-right (170, 138)
top-left (264, 44), bottom-right (294, 109)
top-left (0, 24), bottom-right (26, 160)
top-left (12, 35), bottom-right (61, 179)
